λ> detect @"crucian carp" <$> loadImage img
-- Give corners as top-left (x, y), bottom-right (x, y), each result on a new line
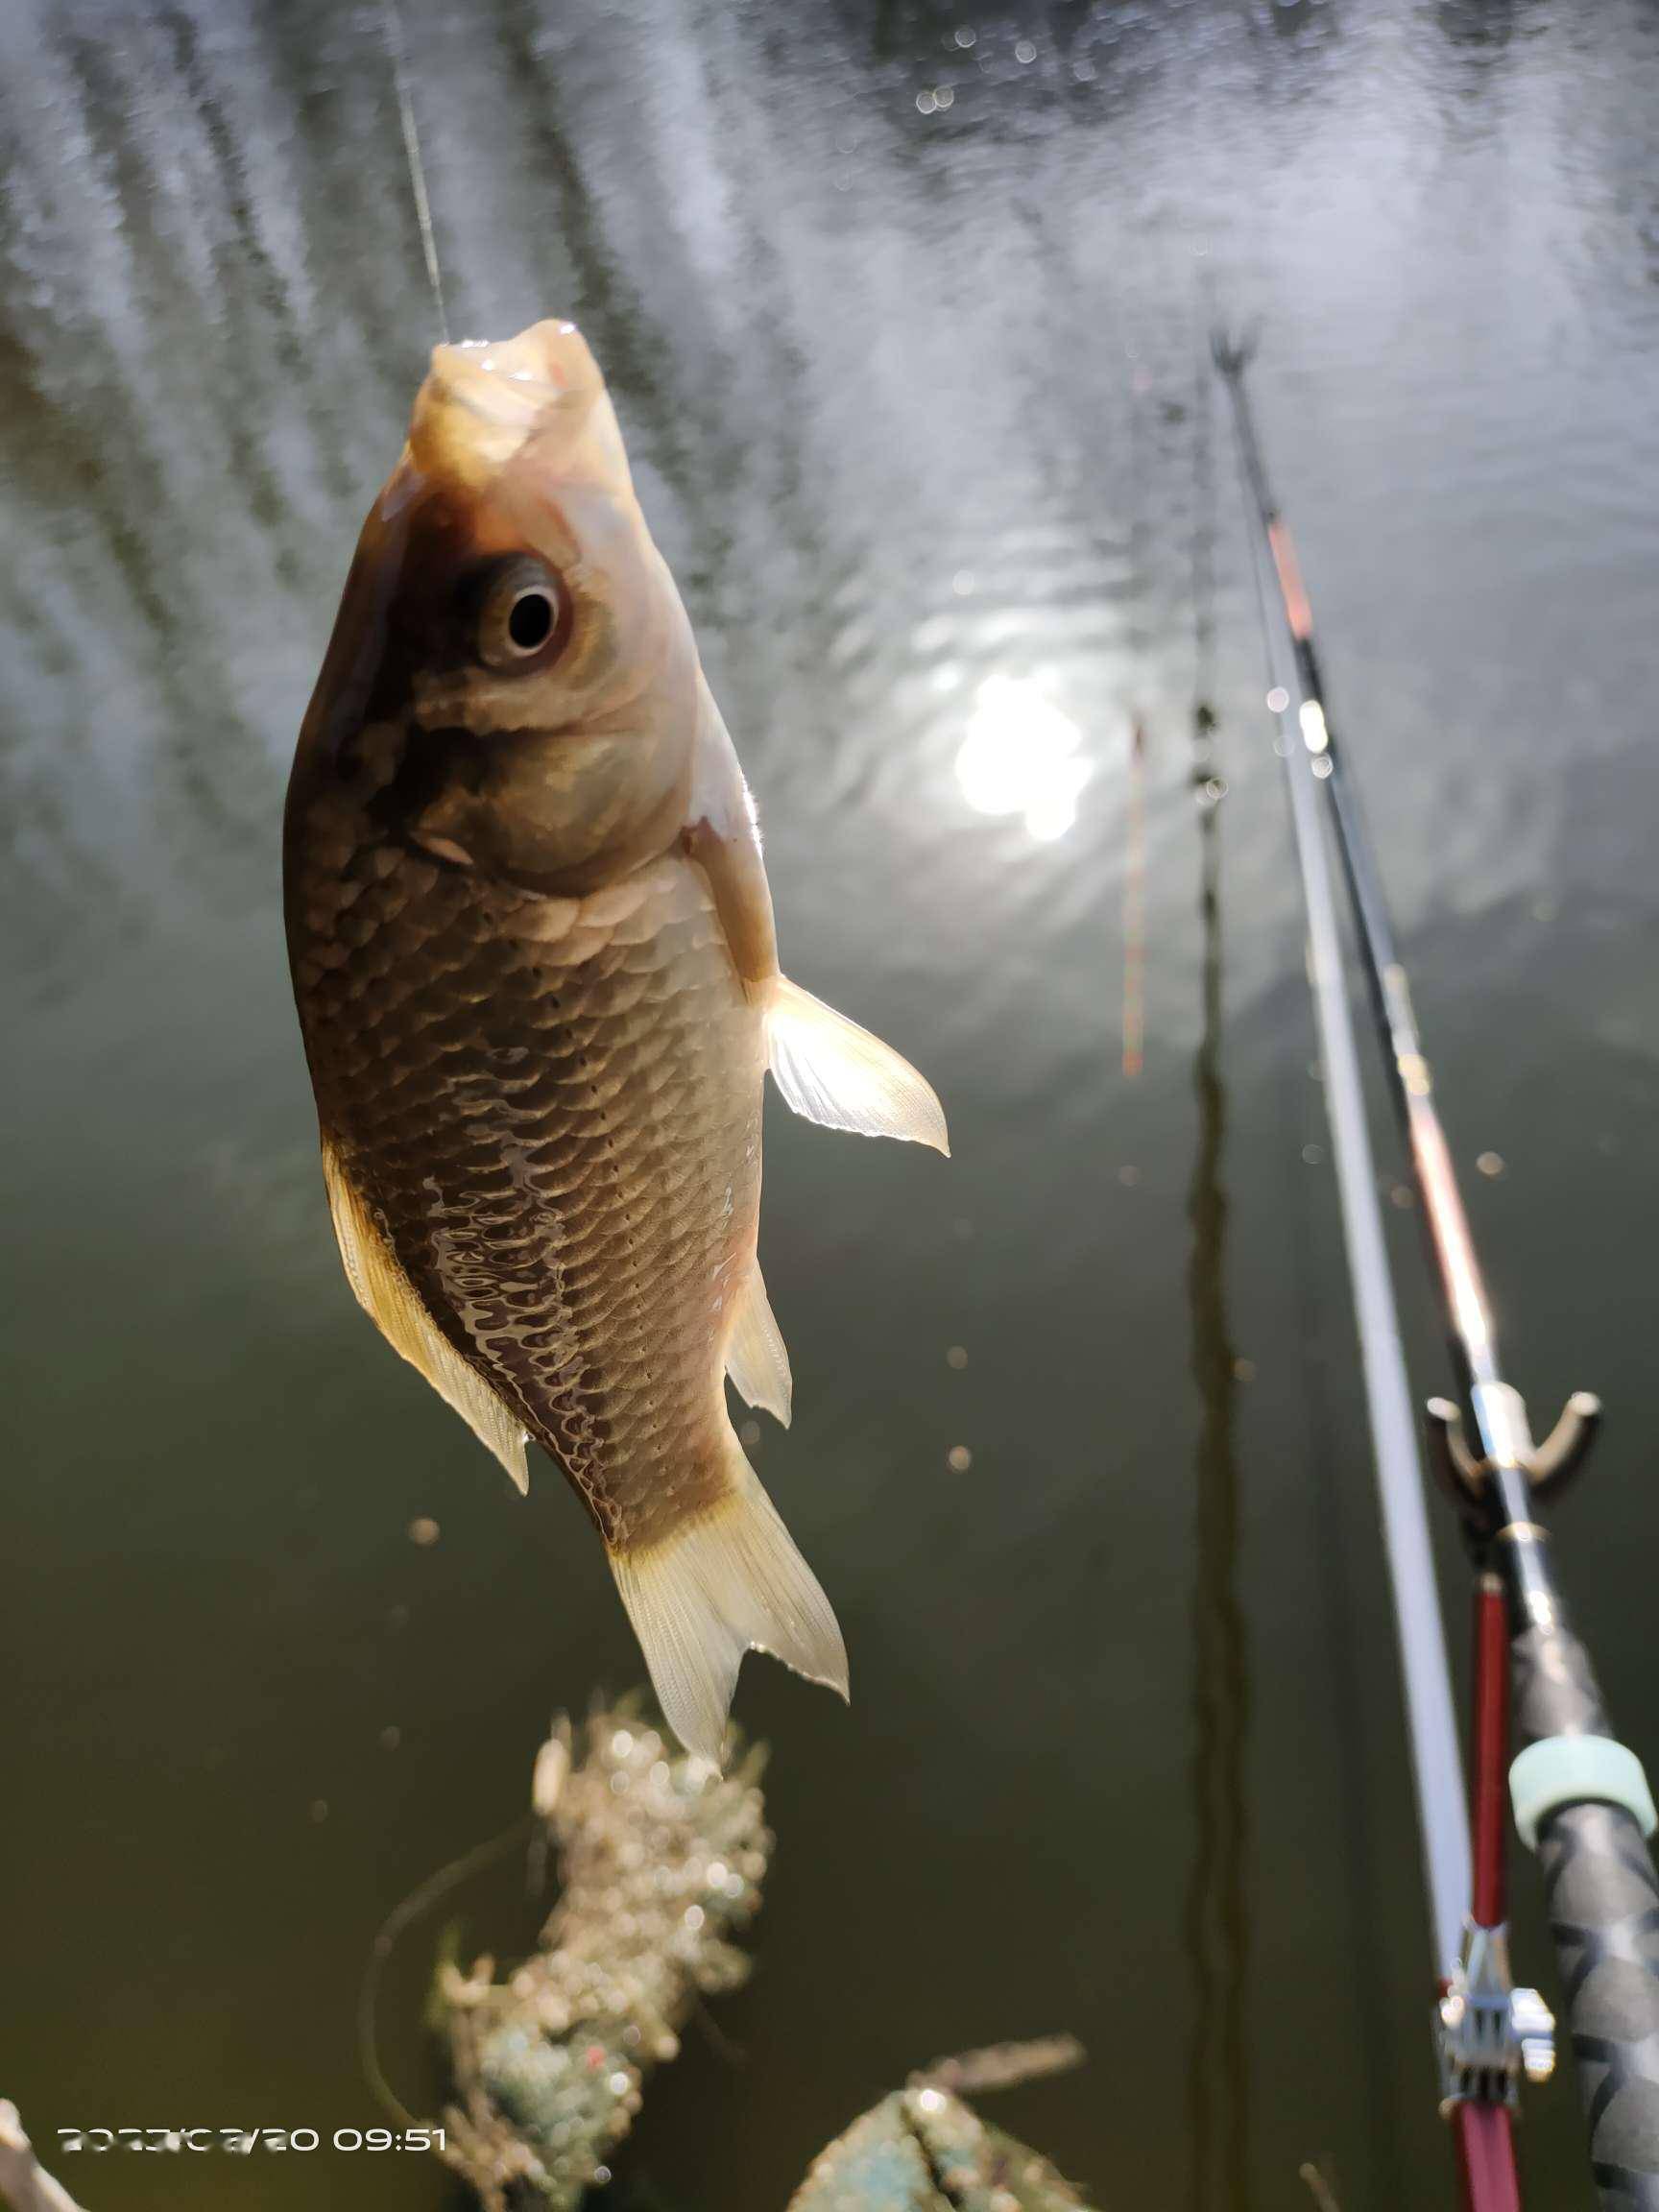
top-left (284, 320), bottom-right (947, 1759)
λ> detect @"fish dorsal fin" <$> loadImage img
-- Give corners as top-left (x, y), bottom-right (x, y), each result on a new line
top-left (609, 1442), bottom-right (847, 1761)
top-left (321, 1136), bottom-right (530, 1496)
top-left (766, 977), bottom-right (950, 1154)
top-left (724, 1260), bottom-right (792, 1428)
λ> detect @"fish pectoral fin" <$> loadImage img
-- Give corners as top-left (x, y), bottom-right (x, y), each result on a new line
top-left (321, 1136), bottom-right (531, 1496)
top-left (765, 976), bottom-right (950, 1154)
top-left (724, 1261), bottom-right (793, 1429)
top-left (609, 1442), bottom-right (847, 1763)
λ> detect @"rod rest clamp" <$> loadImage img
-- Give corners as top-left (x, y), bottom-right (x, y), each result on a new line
top-left (1424, 1391), bottom-right (1601, 1529)
top-left (1437, 1922), bottom-right (1556, 2109)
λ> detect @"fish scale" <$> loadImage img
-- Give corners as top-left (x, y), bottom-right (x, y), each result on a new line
top-left (294, 811), bottom-right (763, 1552)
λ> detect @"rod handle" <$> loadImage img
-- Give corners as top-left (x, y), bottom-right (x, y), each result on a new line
top-left (1512, 1623), bottom-right (1659, 2204)
top-left (1533, 1801), bottom-right (1659, 2198)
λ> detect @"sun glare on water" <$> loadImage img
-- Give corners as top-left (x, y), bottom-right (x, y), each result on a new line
top-left (953, 675), bottom-right (1089, 842)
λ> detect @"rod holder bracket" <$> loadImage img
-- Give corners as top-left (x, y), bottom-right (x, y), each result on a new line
top-left (1528, 1390), bottom-right (1602, 1503)
top-left (1424, 1398), bottom-right (1492, 1529)
top-left (1424, 1392), bottom-right (1601, 1529)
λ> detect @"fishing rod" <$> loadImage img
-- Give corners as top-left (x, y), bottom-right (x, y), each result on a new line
top-left (1219, 341), bottom-right (1496, 2202)
top-left (1215, 333), bottom-right (1659, 2212)
top-left (1238, 497), bottom-right (1523, 2212)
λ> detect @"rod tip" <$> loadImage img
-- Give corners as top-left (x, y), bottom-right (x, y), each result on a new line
top-left (1210, 321), bottom-right (1260, 378)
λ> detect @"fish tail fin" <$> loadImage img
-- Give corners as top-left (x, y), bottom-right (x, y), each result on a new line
top-left (766, 976), bottom-right (950, 1155)
top-left (608, 1437), bottom-right (848, 1763)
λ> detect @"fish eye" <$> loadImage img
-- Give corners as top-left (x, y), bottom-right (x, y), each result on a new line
top-left (508, 590), bottom-right (554, 652)
top-left (474, 557), bottom-right (568, 672)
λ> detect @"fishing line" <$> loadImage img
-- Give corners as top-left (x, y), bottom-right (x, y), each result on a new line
top-left (382, 0), bottom-right (450, 347)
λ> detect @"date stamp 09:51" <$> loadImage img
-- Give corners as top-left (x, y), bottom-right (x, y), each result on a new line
top-left (58, 2127), bottom-right (444, 2155)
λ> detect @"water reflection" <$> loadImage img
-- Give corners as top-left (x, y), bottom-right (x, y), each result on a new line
top-left (1184, 363), bottom-right (1248, 2207)
top-left (1183, 734), bottom-right (1250, 2212)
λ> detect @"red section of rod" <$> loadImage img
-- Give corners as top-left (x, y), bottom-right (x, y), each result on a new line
top-left (1472, 1576), bottom-right (1510, 1930)
top-left (1454, 2102), bottom-right (1523, 2212)
top-left (1449, 1577), bottom-right (1523, 2211)
top-left (1266, 517), bottom-right (1313, 641)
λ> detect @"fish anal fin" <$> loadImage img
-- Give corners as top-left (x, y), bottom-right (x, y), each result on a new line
top-left (321, 1136), bottom-right (530, 1496)
top-left (609, 1443), bottom-right (846, 1761)
top-left (724, 1260), bottom-right (793, 1428)
top-left (766, 977), bottom-right (950, 1154)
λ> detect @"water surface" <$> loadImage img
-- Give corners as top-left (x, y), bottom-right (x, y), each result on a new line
top-left (4, 3), bottom-right (1659, 2205)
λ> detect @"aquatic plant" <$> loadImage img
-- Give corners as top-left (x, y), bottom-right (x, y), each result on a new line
top-left (431, 1713), bottom-right (1093, 2212)
top-left (437, 1705), bottom-right (770, 2209)
top-left (792, 2052), bottom-right (1097, 2212)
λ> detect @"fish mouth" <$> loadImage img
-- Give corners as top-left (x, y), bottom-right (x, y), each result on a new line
top-left (409, 317), bottom-right (602, 489)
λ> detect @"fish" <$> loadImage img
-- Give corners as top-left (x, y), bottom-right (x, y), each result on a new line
top-left (283, 319), bottom-right (947, 1760)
